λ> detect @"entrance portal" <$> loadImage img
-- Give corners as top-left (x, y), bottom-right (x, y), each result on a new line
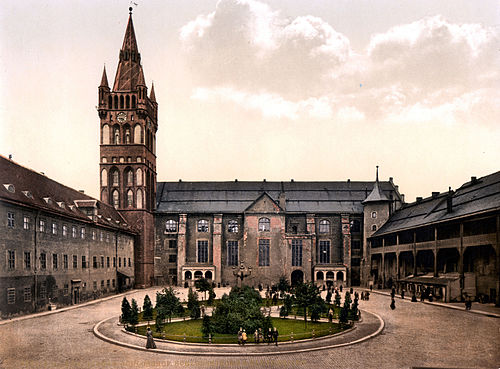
top-left (291, 270), bottom-right (304, 286)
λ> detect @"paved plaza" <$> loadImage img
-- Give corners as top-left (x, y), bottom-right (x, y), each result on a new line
top-left (0, 288), bottom-right (499, 369)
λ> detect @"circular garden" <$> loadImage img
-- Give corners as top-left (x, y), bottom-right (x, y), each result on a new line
top-left (119, 279), bottom-right (360, 344)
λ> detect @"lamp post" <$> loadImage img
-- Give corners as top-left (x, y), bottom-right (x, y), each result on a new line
top-left (232, 262), bottom-right (252, 287)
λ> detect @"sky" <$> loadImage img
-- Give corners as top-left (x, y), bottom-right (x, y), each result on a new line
top-left (1, 0), bottom-right (499, 203)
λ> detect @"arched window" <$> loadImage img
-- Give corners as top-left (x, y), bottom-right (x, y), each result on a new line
top-left (113, 95), bottom-right (118, 109)
top-left (165, 220), bottom-right (177, 232)
top-left (119, 95), bottom-right (124, 109)
top-left (111, 169), bottom-right (119, 187)
top-left (101, 189), bottom-right (108, 203)
top-left (228, 220), bottom-right (238, 233)
top-left (136, 189), bottom-right (143, 209)
top-left (134, 124), bottom-right (142, 144)
top-left (102, 124), bottom-right (110, 144)
top-left (371, 211), bottom-right (377, 219)
top-left (372, 225), bottom-right (377, 231)
top-left (132, 95), bottom-right (136, 108)
top-left (113, 125), bottom-right (120, 144)
top-left (124, 126), bottom-right (131, 144)
top-left (319, 220), bottom-right (330, 234)
top-left (126, 169), bottom-right (133, 186)
top-left (108, 95), bottom-right (112, 108)
top-left (136, 168), bottom-right (143, 186)
top-left (198, 220), bottom-right (209, 232)
top-left (258, 217), bottom-right (270, 232)
top-left (194, 271), bottom-right (203, 279)
top-left (145, 129), bottom-right (150, 149)
top-left (127, 189), bottom-right (133, 207)
top-left (101, 169), bottom-right (107, 186)
top-left (125, 95), bottom-right (130, 109)
top-left (112, 190), bottom-right (119, 208)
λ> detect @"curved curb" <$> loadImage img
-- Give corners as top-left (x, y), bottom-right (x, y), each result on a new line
top-left (93, 309), bottom-right (384, 356)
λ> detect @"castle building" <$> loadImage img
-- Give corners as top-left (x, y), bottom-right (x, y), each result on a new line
top-left (2, 9), bottom-right (498, 317)
top-left (0, 156), bottom-right (135, 317)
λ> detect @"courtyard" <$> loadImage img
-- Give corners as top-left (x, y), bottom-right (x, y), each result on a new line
top-left (0, 287), bottom-right (498, 368)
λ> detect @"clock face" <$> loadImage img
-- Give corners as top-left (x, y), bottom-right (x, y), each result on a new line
top-left (117, 112), bottom-right (126, 122)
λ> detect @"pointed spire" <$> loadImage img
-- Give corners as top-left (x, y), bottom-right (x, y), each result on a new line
top-left (137, 67), bottom-right (146, 86)
top-left (100, 65), bottom-right (109, 88)
top-left (363, 166), bottom-right (389, 204)
top-left (150, 82), bottom-right (156, 102)
top-left (112, 9), bottom-right (143, 91)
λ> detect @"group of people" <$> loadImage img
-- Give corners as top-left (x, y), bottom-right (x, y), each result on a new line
top-left (360, 291), bottom-right (370, 300)
top-left (238, 327), bottom-right (279, 346)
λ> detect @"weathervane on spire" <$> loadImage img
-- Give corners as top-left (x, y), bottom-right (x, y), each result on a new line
top-left (376, 165), bottom-right (379, 182)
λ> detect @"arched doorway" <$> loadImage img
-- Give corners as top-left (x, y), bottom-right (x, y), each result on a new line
top-left (205, 271), bottom-right (213, 280)
top-left (316, 271), bottom-right (324, 281)
top-left (184, 271), bottom-right (192, 280)
top-left (291, 270), bottom-right (304, 286)
top-left (194, 271), bottom-right (203, 279)
top-left (336, 271), bottom-right (344, 282)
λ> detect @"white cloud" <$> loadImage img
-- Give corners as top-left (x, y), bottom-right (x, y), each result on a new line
top-left (181, 2), bottom-right (499, 126)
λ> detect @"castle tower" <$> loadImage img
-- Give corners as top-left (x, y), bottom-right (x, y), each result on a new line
top-left (361, 166), bottom-right (391, 288)
top-left (98, 8), bottom-right (158, 287)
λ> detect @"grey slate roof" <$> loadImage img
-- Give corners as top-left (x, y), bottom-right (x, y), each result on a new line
top-left (373, 171), bottom-right (500, 236)
top-left (156, 180), bottom-right (398, 214)
top-left (362, 180), bottom-right (390, 203)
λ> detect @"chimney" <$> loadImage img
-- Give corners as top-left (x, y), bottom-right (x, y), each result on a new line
top-left (471, 176), bottom-right (477, 183)
top-left (416, 197), bottom-right (423, 202)
top-left (432, 192), bottom-right (439, 198)
top-left (79, 190), bottom-right (85, 194)
top-left (446, 187), bottom-right (453, 213)
top-left (389, 177), bottom-right (393, 183)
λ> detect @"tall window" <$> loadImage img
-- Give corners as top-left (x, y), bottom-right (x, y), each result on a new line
top-left (52, 223), bottom-right (57, 235)
top-left (228, 220), bottom-right (239, 233)
top-left (101, 256), bottom-right (105, 268)
top-left (80, 227), bottom-right (85, 239)
top-left (7, 288), bottom-right (15, 304)
top-left (169, 240), bottom-right (177, 249)
top-left (63, 255), bottom-right (68, 269)
top-left (136, 189), bottom-right (143, 209)
top-left (351, 220), bottom-right (361, 233)
top-left (319, 240), bottom-right (330, 264)
top-left (127, 190), bottom-right (134, 207)
top-left (8, 250), bottom-right (15, 270)
top-left (112, 170), bottom-right (119, 186)
top-left (7, 212), bottom-right (15, 228)
top-left (82, 255), bottom-right (86, 269)
top-left (72, 226), bottom-right (77, 238)
top-left (198, 220), bottom-right (209, 232)
top-left (371, 211), bottom-right (377, 219)
top-left (73, 255), bottom-right (78, 268)
top-left (258, 217), bottom-right (270, 232)
top-left (112, 190), bottom-right (119, 208)
top-left (258, 239), bottom-right (270, 266)
top-left (319, 220), bottom-right (330, 234)
top-left (63, 225), bottom-right (68, 237)
top-left (93, 256), bottom-right (98, 268)
top-left (227, 241), bottom-right (238, 266)
top-left (39, 219), bottom-right (46, 233)
top-left (126, 170), bottom-right (133, 186)
top-left (197, 240), bottom-right (208, 263)
top-left (52, 254), bottom-right (58, 269)
top-left (24, 252), bottom-right (31, 269)
top-left (291, 240), bottom-right (302, 267)
top-left (165, 220), bottom-right (177, 232)
top-left (24, 287), bottom-right (31, 302)
top-left (101, 169), bottom-right (107, 186)
top-left (113, 126), bottom-right (120, 144)
top-left (23, 216), bottom-right (30, 230)
top-left (136, 168), bottom-right (143, 186)
top-left (40, 253), bottom-right (46, 269)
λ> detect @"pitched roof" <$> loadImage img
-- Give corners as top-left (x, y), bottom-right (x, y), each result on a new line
top-left (373, 171), bottom-right (500, 236)
top-left (150, 82), bottom-right (156, 102)
top-left (0, 155), bottom-right (132, 232)
top-left (100, 65), bottom-right (109, 88)
top-left (156, 180), bottom-right (400, 214)
top-left (112, 13), bottom-right (144, 91)
top-left (362, 166), bottom-right (389, 203)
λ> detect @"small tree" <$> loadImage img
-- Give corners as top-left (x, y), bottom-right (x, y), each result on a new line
top-left (280, 294), bottom-right (294, 318)
top-left (277, 276), bottom-right (290, 298)
top-left (129, 298), bottom-right (139, 328)
top-left (195, 278), bottom-right (211, 301)
top-left (121, 297), bottom-right (131, 324)
top-left (142, 295), bottom-right (154, 324)
top-left (187, 288), bottom-right (201, 319)
top-left (293, 282), bottom-right (321, 328)
top-left (156, 287), bottom-right (183, 325)
top-left (201, 314), bottom-right (213, 338)
top-left (339, 304), bottom-right (349, 325)
top-left (351, 297), bottom-right (359, 320)
top-left (344, 291), bottom-right (352, 310)
top-left (207, 288), bottom-right (216, 306)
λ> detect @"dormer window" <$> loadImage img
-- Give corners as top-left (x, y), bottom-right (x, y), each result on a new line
top-left (43, 197), bottom-right (52, 205)
top-left (3, 184), bottom-right (15, 193)
top-left (22, 191), bottom-right (33, 199)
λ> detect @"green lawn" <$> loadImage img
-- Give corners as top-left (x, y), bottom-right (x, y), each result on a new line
top-left (134, 317), bottom-right (347, 344)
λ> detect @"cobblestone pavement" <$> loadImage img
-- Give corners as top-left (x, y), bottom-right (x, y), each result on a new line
top-left (0, 288), bottom-right (499, 369)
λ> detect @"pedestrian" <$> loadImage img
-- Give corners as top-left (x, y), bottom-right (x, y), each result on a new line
top-left (273, 327), bottom-right (279, 346)
top-left (465, 298), bottom-right (472, 310)
top-left (370, 284), bottom-right (373, 292)
top-left (267, 328), bottom-right (272, 345)
top-left (366, 291), bottom-right (370, 301)
top-left (328, 308), bottom-right (334, 323)
top-left (401, 290), bottom-right (405, 300)
top-left (254, 329), bottom-right (259, 344)
top-left (411, 293), bottom-right (417, 302)
top-left (146, 327), bottom-right (156, 349)
top-left (390, 298), bottom-right (396, 310)
top-left (391, 287), bottom-right (396, 299)
top-left (237, 327), bottom-right (243, 345)
top-left (242, 329), bottom-right (247, 345)
top-left (361, 291), bottom-right (365, 300)
top-left (340, 285), bottom-right (343, 292)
